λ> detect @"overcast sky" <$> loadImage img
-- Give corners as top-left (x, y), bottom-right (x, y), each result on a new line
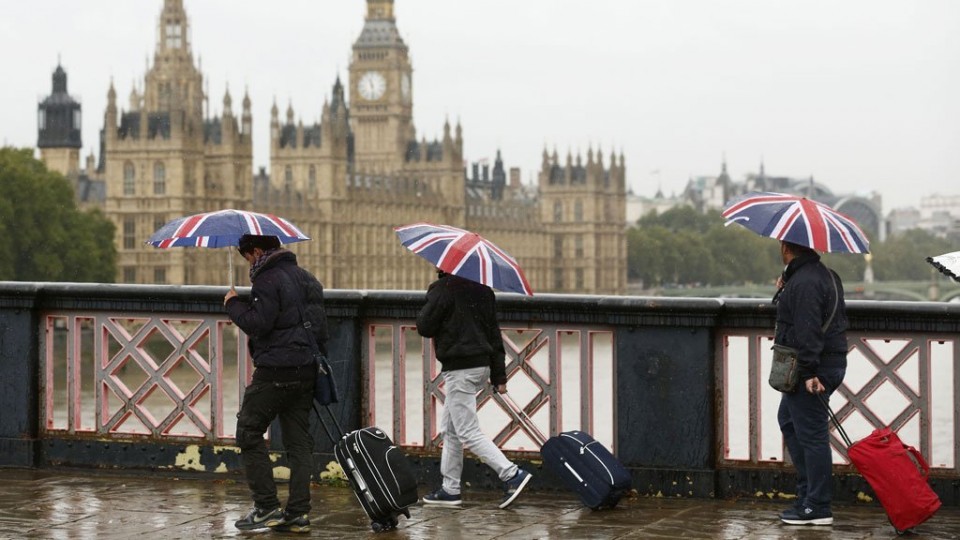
top-left (2, 0), bottom-right (958, 213)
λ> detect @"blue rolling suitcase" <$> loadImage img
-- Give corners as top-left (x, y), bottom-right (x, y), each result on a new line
top-left (499, 394), bottom-right (632, 509)
top-left (540, 430), bottom-right (632, 509)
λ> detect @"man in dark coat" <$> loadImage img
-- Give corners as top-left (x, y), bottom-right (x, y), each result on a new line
top-left (225, 234), bottom-right (325, 534)
top-left (417, 270), bottom-right (532, 509)
top-left (774, 241), bottom-right (848, 526)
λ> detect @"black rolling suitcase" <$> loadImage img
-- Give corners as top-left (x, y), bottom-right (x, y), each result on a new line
top-left (498, 394), bottom-right (631, 509)
top-left (314, 406), bottom-right (418, 532)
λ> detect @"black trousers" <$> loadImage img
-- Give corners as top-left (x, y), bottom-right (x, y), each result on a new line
top-left (236, 378), bottom-right (315, 514)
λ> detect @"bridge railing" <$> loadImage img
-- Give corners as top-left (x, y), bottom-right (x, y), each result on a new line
top-left (1, 282), bottom-right (958, 502)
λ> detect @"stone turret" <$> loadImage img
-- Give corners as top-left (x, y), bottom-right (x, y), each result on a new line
top-left (38, 63), bottom-right (82, 177)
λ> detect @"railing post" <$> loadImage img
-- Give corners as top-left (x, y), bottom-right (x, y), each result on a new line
top-left (616, 325), bottom-right (717, 497)
top-left (0, 283), bottom-right (41, 467)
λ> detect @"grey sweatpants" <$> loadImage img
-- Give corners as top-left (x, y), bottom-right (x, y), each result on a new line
top-left (440, 366), bottom-right (518, 495)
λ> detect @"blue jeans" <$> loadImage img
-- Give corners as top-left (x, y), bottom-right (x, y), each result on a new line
top-left (777, 366), bottom-right (846, 513)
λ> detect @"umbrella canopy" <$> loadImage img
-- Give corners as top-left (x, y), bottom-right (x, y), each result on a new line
top-left (147, 208), bottom-right (310, 248)
top-left (927, 251), bottom-right (960, 283)
top-left (394, 222), bottom-right (533, 296)
top-left (722, 192), bottom-right (870, 254)
top-left (147, 208), bottom-right (310, 286)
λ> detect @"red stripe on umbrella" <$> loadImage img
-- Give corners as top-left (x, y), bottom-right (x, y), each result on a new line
top-left (800, 198), bottom-right (828, 249)
top-left (443, 233), bottom-right (483, 273)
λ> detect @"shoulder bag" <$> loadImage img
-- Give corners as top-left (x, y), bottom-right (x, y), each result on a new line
top-left (768, 272), bottom-right (839, 392)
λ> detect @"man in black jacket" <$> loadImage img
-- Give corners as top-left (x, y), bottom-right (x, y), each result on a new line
top-left (417, 271), bottom-right (532, 509)
top-left (774, 241), bottom-right (848, 526)
top-left (225, 234), bottom-right (325, 534)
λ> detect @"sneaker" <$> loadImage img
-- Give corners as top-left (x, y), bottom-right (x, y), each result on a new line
top-left (778, 500), bottom-right (803, 520)
top-left (780, 506), bottom-right (833, 526)
top-left (269, 511), bottom-right (311, 533)
top-left (422, 488), bottom-right (463, 506)
top-left (499, 469), bottom-right (532, 509)
top-left (234, 506), bottom-right (283, 530)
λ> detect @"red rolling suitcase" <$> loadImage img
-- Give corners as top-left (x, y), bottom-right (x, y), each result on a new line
top-left (823, 398), bottom-right (941, 533)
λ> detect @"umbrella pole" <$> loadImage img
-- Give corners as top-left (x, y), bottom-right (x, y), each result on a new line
top-left (228, 250), bottom-right (234, 288)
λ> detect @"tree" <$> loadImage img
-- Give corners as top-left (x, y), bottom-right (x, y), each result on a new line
top-left (870, 229), bottom-right (952, 281)
top-left (0, 147), bottom-right (116, 282)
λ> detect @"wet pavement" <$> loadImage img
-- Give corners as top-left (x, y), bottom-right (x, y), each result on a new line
top-left (0, 469), bottom-right (958, 539)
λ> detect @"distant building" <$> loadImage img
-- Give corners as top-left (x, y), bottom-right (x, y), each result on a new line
top-left (626, 187), bottom-right (687, 225)
top-left (36, 0), bottom-right (627, 294)
top-left (36, 64), bottom-right (105, 209)
top-left (888, 194), bottom-right (960, 241)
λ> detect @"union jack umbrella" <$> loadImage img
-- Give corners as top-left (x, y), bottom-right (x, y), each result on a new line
top-left (147, 209), bottom-right (310, 285)
top-left (394, 222), bottom-right (534, 295)
top-left (147, 208), bottom-right (309, 248)
top-left (722, 192), bottom-right (870, 254)
top-left (927, 251), bottom-right (960, 283)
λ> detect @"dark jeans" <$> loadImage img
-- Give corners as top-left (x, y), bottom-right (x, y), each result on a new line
top-left (236, 378), bottom-right (315, 514)
top-left (777, 366), bottom-right (846, 513)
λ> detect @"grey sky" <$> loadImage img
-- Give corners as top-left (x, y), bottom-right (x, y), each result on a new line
top-left (2, 0), bottom-right (958, 213)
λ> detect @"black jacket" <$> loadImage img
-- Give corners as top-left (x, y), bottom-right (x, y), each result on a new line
top-left (416, 273), bottom-right (507, 385)
top-left (226, 249), bottom-right (321, 371)
top-left (775, 252), bottom-right (849, 382)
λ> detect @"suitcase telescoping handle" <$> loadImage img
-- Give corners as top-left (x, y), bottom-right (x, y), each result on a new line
top-left (817, 393), bottom-right (853, 448)
top-left (312, 402), bottom-right (345, 444)
top-left (493, 391), bottom-right (549, 448)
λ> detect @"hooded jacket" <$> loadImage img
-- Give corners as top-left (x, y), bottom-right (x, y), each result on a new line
top-left (226, 249), bottom-right (319, 374)
top-left (774, 251), bottom-right (849, 382)
top-left (416, 273), bottom-right (507, 385)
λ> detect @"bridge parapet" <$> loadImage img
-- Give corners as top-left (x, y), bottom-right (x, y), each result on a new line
top-left (1, 283), bottom-right (958, 503)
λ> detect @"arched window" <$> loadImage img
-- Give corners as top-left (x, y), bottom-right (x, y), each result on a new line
top-left (153, 162), bottom-right (166, 195)
top-left (285, 166), bottom-right (293, 190)
top-left (574, 200), bottom-right (583, 222)
top-left (553, 201), bottom-right (563, 223)
top-left (308, 165), bottom-right (317, 191)
top-left (123, 162), bottom-right (136, 195)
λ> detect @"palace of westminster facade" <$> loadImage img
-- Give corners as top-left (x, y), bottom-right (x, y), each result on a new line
top-left (36, 0), bottom-right (627, 294)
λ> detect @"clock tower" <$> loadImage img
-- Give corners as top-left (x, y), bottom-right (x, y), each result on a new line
top-left (350, 0), bottom-right (414, 170)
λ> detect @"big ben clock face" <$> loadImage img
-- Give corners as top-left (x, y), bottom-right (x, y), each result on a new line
top-left (358, 71), bottom-right (386, 101)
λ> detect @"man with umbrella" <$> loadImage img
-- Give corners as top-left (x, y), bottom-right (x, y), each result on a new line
top-left (394, 223), bottom-right (534, 509)
top-left (416, 269), bottom-right (533, 509)
top-left (224, 234), bottom-right (328, 533)
top-left (722, 193), bottom-right (867, 526)
top-left (773, 241), bottom-right (848, 526)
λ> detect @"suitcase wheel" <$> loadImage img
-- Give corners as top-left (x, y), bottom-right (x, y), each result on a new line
top-left (370, 516), bottom-right (399, 532)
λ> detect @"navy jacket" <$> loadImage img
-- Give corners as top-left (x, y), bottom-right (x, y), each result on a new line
top-left (774, 252), bottom-right (849, 382)
top-left (226, 250), bottom-right (318, 371)
top-left (416, 273), bottom-right (507, 385)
